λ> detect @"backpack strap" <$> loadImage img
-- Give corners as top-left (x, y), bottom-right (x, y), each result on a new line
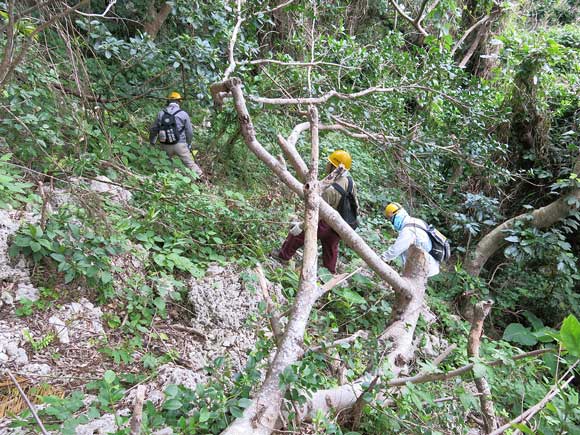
top-left (403, 222), bottom-right (429, 233)
top-left (331, 176), bottom-right (353, 197)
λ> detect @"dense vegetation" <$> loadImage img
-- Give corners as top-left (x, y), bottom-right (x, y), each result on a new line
top-left (0, 0), bottom-right (579, 434)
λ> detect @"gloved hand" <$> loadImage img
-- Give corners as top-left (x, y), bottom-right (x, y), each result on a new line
top-left (289, 221), bottom-right (303, 236)
top-left (187, 144), bottom-right (192, 151)
top-left (380, 252), bottom-right (390, 262)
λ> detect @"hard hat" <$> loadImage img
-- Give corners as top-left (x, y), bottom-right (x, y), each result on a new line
top-left (328, 150), bottom-right (352, 170)
top-left (167, 91), bottom-right (182, 100)
top-left (385, 202), bottom-right (403, 220)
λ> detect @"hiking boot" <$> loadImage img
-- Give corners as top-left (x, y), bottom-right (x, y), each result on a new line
top-left (269, 249), bottom-right (289, 265)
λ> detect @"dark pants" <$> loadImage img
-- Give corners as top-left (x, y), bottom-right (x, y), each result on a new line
top-left (278, 221), bottom-right (340, 273)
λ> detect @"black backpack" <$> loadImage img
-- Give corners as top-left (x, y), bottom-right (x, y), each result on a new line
top-left (332, 177), bottom-right (358, 229)
top-left (158, 109), bottom-right (183, 145)
top-left (404, 222), bottom-right (451, 262)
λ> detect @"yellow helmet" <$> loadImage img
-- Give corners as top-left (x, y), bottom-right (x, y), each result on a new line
top-left (328, 150), bottom-right (352, 170)
top-left (385, 202), bottom-right (403, 220)
top-left (167, 91), bottom-right (182, 100)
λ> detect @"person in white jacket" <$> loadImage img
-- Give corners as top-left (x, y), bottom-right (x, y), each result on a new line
top-left (381, 202), bottom-right (440, 277)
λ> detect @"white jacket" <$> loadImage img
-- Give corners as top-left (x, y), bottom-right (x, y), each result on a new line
top-left (381, 216), bottom-right (440, 277)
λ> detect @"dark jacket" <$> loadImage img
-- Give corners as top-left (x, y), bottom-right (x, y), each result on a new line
top-left (149, 102), bottom-right (193, 145)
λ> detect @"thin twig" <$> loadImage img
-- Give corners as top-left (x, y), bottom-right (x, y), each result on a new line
top-left (5, 369), bottom-right (50, 435)
top-left (76, 0), bottom-right (117, 17)
top-left (487, 360), bottom-right (579, 435)
top-left (309, 330), bottom-right (369, 353)
top-left (256, 263), bottom-right (284, 341)
top-left (254, 0), bottom-right (296, 16)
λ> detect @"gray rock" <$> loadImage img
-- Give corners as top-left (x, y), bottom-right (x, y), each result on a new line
top-left (49, 316), bottom-right (70, 344)
top-left (74, 413), bottom-right (117, 435)
top-left (1, 291), bottom-right (13, 305)
top-left (20, 363), bottom-right (51, 378)
top-left (15, 282), bottom-right (39, 302)
top-left (89, 175), bottom-right (132, 204)
top-left (186, 265), bottom-right (262, 371)
top-left (205, 263), bottom-right (225, 277)
top-left (54, 298), bottom-right (105, 342)
top-left (157, 364), bottom-right (206, 391)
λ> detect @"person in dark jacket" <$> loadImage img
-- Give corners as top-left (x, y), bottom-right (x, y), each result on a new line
top-left (270, 150), bottom-right (359, 274)
top-left (149, 92), bottom-right (203, 176)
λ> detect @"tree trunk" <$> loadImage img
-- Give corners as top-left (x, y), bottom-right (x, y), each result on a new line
top-left (455, 1), bottom-right (503, 78)
top-left (297, 245), bottom-right (428, 421)
top-left (465, 154), bottom-right (580, 276)
top-left (468, 300), bottom-right (498, 433)
top-left (143, 1), bottom-right (172, 40)
top-left (212, 77), bottom-right (426, 432)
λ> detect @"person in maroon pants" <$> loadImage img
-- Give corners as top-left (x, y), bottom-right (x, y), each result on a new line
top-left (270, 150), bottom-right (359, 274)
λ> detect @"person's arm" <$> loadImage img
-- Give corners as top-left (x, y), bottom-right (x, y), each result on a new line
top-left (381, 229), bottom-right (414, 261)
top-left (183, 113), bottom-right (194, 147)
top-left (149, 113), bottom-right (160, 145)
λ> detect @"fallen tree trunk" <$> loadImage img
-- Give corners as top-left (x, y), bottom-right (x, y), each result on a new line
top-left (465, 153), bottom-right (580, 276)
top-left (220, 107), bottom-right (323, 435)
top-left (211, 77), bottom-right (427, 433)
top-left (297, 245), bottom-right (428, 421)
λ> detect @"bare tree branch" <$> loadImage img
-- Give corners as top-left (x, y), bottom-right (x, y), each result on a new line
top-left (254, 0), bottom-right (297, 16)
top-left (76, 0), bottom-right (117, 17)
top-left (0, 0), bottom-right (90, 90)
top-left (219, 105), bottom-right (326, 435)
top-left (459, 25), bottom-right (485, 69)
top-left (389, 348), bottom-right (552, 387)
top-left (241, 58), bottom-right (360, 69)
top-left (488, 360), bottom-right (579, 435)
top-left (129, 385), bottom-right (146, 435)
top-left (310, 330), bottom-right (369, 353)
top-left (465, 152), bottom-right (580, 276)
top-left (6, 369), bottom-right (50, 435)
top-left (388, 0), bottom-right (428, 36)
top-left (223, 0), bottom-right (245, 80)
top-left (389, 0), bottom-right (427, 35)
top-left (256, 264), bottom-right (284, 341)
top-left (248, 84), bottom-right (468, 110)
top-left (468, 300), bottom-right (498, 433)
top-left (451, 15), bottom-right (491, 57)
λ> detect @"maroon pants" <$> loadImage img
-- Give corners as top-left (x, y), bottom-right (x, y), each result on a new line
top-left (278, 221), bottom-right (340, 273)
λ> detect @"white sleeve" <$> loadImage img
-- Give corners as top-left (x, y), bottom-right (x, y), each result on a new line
top-left (381, 229), bottom-right (414, 261)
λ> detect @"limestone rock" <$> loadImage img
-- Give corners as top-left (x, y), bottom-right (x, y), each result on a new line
top-left (53, 298), bottom-right (105, 343)
top-left (89, 175), bottom-right (132, 204)
top-left (49, 315), bottom-right (70, 344)
top-left (157, 364), bottom-right (207, 391)
top-left (186, 264), bottom-right (262, 371)
top-left (0, 320), bottom-right (28, 367)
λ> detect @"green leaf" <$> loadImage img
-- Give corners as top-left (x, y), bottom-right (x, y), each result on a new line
top-left (164, 399), bottom-right (183, 411)
top-left (230, 406), bottom-right (244, 418)
top-left (103, 370), bottom-right (116, 384)
top-left (50, 253), bottom-right (66, 262)
top-left (237, 398), bottom-right (252, 408)
top-left (522, 311), bottom-right (543, 331)
top-left (472, 362), bottom-right (487, 379)
top-left (30, 241), bottom-right (42, 252)
top-left (512, 423), bottom-right (535, 434)
top-left (198, 407), bottom-right (211, 422)
top-left (164, 384), bottom-right (178, 398)
top-left (560, 315), bottom-right (580, 357)
top-left (339, 288), bottom-right (366, 305)
top-left (503, 323), bottom-right (538, 346)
